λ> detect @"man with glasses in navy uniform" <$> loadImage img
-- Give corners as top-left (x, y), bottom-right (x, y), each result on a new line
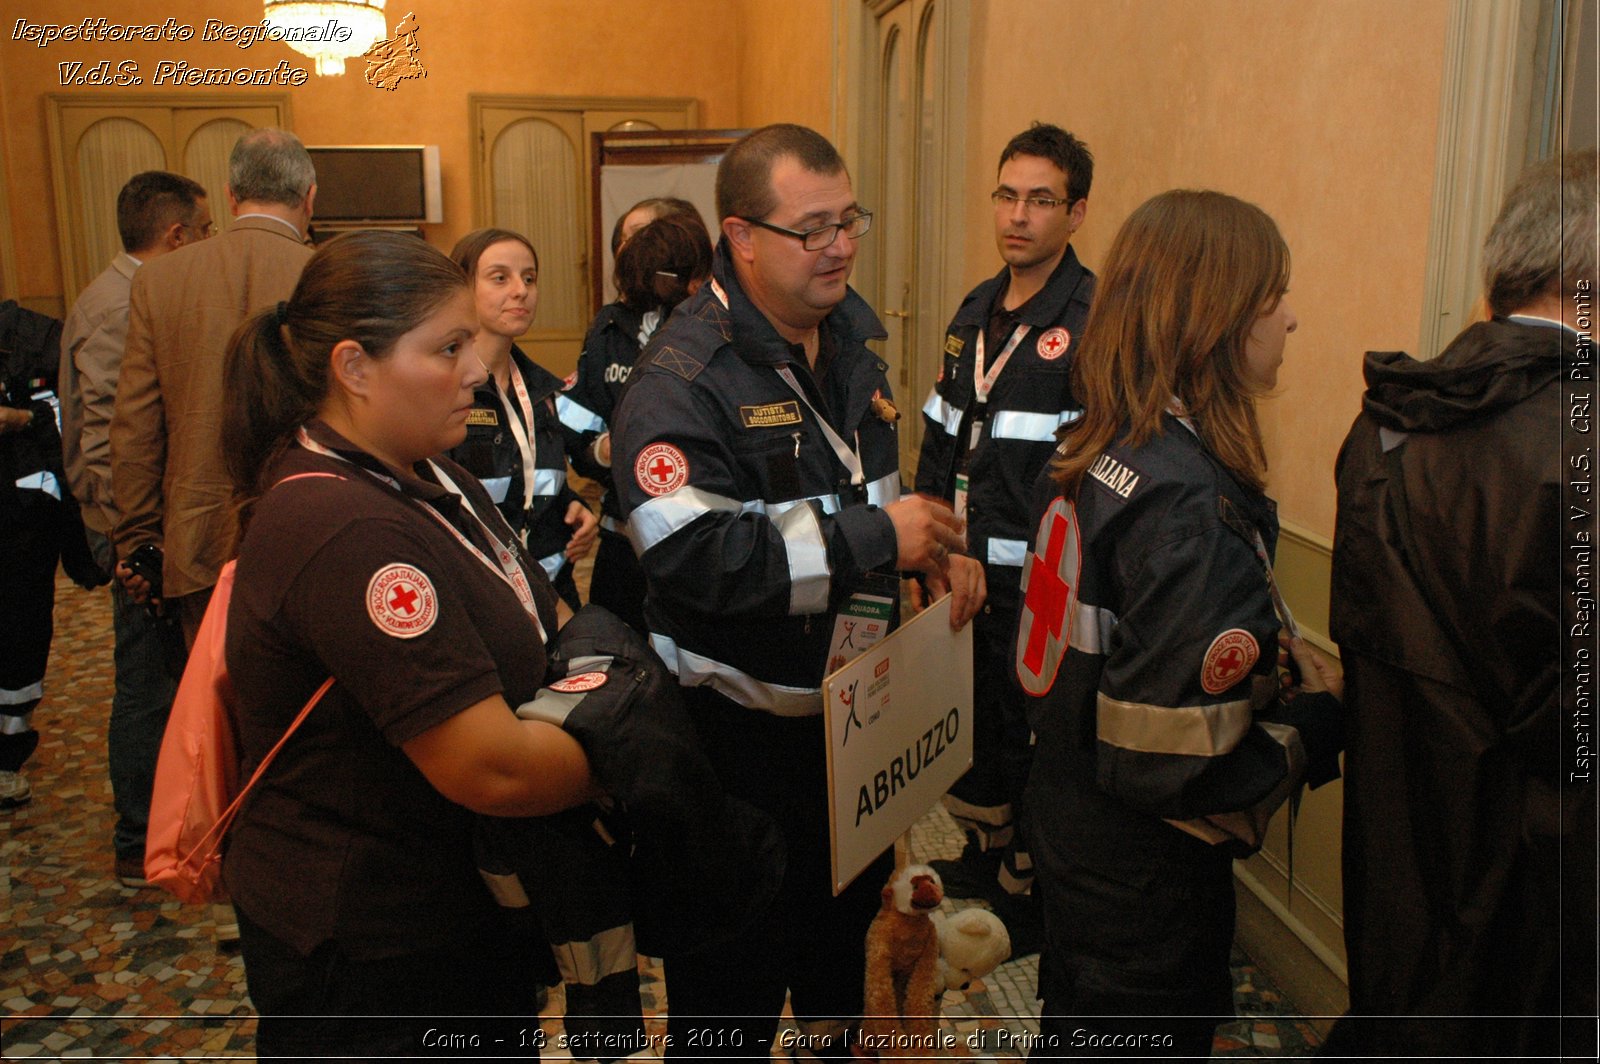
top-left (917, 124), bottom-right (1096, 934)
top-left (612, 123), bottom-right (983, 1058)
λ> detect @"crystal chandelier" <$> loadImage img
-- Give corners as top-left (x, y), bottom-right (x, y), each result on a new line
top-left (262, 0), bottom-right (388, 77)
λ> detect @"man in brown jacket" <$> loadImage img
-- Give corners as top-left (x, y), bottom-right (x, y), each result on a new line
top-left (111, 128), bottom-right (316, 644)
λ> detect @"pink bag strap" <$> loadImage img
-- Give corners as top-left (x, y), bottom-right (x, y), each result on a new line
top-left (185, 468), bottom-right (347, 857)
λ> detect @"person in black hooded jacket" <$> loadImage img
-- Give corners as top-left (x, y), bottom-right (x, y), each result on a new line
top-left (1326, 149), bottom-right (1597, 1059)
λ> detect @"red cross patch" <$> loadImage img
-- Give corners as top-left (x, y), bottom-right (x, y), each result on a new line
top-left (1200, 629), bottom-right (1259, 694)
top-left (366, 564), bottom-right (438, 639)
top-left (1015, 496), bottom-right (1082, 695)
top-left (635, 442), bottom-right (689, 497)
top-left (1036, 327), bottom-right (1071, 361)
top-left (549, 671), bottom-right (608, 693)
top-left (562, 370), bottom-right (579, 391)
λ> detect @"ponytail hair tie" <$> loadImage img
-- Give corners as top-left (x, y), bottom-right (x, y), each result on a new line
top-left (275, 300), bottom-right (289, 326)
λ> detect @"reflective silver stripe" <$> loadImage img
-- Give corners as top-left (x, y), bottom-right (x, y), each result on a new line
top-left (627, 486), bottom-right (744, 555)
top-left (1068, 601), bottom-right (1118, 655)
top-left (922, 388), bottom-right (961, 436)
top-left (481, 476), bottom-right (512, 504)
top-left (1097, 693), bottom-right (1252, 756)
top-left (555, 394), bottom-right (605, 434)
top-left (986, 537), bottom-right (1027, 567)
top-left (515, 656), bottom-right (615, 727)
top-left (536, 548), bottom-right (566, 580)
top-left (478, 869), bottom-right (531, 908)
top-left (14, 472), bottom-right (61, 500)
top-left (0, 706), bottom-right (36, 728)
top-left (531, 468), bottom-right (565, 497)
top-left (649, 633), bottom-right (822, 716)
top-left (1, 681), bottom-right (41, 706)
top-left (599, 514), bottom-right (627, 535)
top-left (772, 503), bottom-right (830, 614)
top-left (33, 390), bottom-right (62, 433)
top-left (630, 487), bottom-right (850, 555)
top-left (990, 408), bottom-right (1081, 442)
top-left (865, 472), bottom-right (900, 507)
top-left (552, 923), bottom-right (638, 985)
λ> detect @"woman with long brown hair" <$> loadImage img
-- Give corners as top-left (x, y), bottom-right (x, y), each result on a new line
top-left (1015, 190), bottom-right (1343, 1056)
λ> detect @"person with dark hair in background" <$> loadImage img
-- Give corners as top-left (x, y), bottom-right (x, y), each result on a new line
top-left (1, 297), bottom-right (104, 812)
top-left (111, 128), bottom-right (316, 645)
top-left (1018, 189), bottom-right (1343, 1057)
top-left (610, 195), bottom-right (703, 260)
top-left (571, 212), bottom-right (713, 630)
top-left (1326, 150), bottom-right (1598, 1059)
top-left (446, 228), bottom-right (601, 610)
top-left (917, 123), bottom-right (1096, 929)
top-left (612, 123), bottom-right (984, 1059)
top-left (220, 230), bottom-right (595, 1057)
top-left (58, 170), bottom-right (210, 887)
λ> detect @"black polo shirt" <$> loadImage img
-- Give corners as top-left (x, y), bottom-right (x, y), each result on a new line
top-left (223, 421), bottom-right (559, 959)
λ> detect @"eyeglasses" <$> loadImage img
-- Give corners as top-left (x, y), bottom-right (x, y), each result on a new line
top-left (738, 210), bottom-right (873, 251)
top-left (991, 190), bottom-right (1072, 212)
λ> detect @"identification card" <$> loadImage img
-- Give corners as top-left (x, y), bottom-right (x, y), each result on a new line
top-left (953, 471), bottom-right (969, 527)
top-left (826, 591), bottom-right (896, 675)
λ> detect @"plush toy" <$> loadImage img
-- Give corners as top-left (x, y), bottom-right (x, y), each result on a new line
top-left (936, 906), bottom-right (1011, 993)
top-left (861, 863), bottom-right (945, 1046)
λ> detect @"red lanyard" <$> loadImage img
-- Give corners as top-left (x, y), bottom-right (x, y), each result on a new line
top-left (295, 429), bottom-right (547, 643)
top-left (974, 324), bottom-right (1029, 402)
top-left (497, 360), bottom-right (539, 513)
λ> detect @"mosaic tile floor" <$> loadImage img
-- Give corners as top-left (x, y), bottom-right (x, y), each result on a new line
top-left (2, 572), bottom-right (1322, 1059)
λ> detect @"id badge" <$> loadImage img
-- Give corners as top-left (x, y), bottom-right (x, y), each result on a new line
top-left (825, 573), bottom-right (899, 675)
top-left (953, 471), bottom-right (969, 526)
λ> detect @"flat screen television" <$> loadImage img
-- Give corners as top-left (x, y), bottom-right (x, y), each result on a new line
top-left (305, 145), bottom-right (442, 224)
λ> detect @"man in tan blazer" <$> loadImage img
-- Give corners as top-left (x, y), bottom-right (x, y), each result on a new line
top-left (111, 128), bottom-right (316, 645)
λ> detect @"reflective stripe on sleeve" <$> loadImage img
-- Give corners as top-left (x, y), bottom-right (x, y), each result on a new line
top-left (627, 486), bottom-right (744, 555)
top-left (551, 923), bottom-right (639, 986)
top-left (986, 537), bottom-right (1027, 567)
top-left (531, 468), bottom-right (565, 497)
top-left (772, 502), bottom-right (830, 615)
top-left (599, 514), bottom-right (627, 535)
top-left (989, 408), bottom-right (1082, 442)
top-left (922, 388), bottom-right (962, 436)
top-left (514, 655), bottom-right (615, 727)
top-left (1068, 601), bottom-right (1118, 655)
top-left (481, 476), bottom-right (512, 504)
top-left (865, 471), bottom-right (901, 507)
top-left (649, 633), bottom-right (822, 716)
top-left (555, 394), bottom-right (605, 434)
top-left (14, 472), bottom-right (61, 500)
top-left (629, 487), bottom-right (850, 555)
top-left (536, 547), bottom-right (566, 580)
top-left (1097, 692), bottom-right (1252, 756)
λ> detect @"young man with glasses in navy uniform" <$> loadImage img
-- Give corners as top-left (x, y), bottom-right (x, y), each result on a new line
top-left (916, 123), bottom-right (1096, 937)
top-left (612, 123), bottom-right (984, 1059)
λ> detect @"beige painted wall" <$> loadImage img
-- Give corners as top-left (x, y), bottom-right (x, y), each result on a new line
top-left (1, 0), bottom-right (742, 304)
top-left (735, 0), bottom-right (836, 137)
top-left (961, 0), bottom-right (1450, 539)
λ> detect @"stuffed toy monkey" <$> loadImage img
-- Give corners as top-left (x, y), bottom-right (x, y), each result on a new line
top-left (861, 863), bottom-right (945, 1047)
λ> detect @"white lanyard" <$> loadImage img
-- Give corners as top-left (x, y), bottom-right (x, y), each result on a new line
top-left (974, 324), bottom-right (1030, 403)
top-left (496, 361), bottom-right (539, 513)
top-left (295, 429), bottom-right (547, 643)
top-left (775, 365), bottom-right (864, 488)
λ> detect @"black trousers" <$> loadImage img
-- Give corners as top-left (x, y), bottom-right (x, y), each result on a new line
top-left (237, 907), bottom-right (544, 1060)
top-left (663, 687), bottom-right (892, 1060)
